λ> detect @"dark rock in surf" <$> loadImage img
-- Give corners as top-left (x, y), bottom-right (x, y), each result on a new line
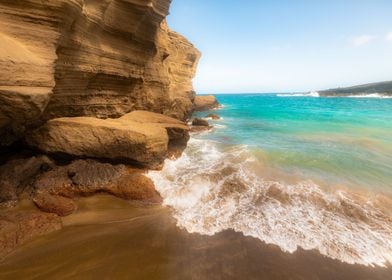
top-left (192, 118), bottom-right (210, 126)
top-left (206, 114), bottom-right (221, 120)
top-left (193, 95), bottom-right (220, 111)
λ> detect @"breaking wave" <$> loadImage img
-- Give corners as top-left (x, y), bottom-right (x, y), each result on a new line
top-left (277, 92), bottom-right (320, 97)
top-left (277, 92), bottom-right (392, 98)
top-left (148, 138), bottom-right (392, 267)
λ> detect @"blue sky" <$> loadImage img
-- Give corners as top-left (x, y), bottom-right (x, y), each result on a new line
top-left (167, 0), bottom-right (392, 93)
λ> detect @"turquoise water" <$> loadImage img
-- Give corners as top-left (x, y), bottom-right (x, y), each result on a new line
top-left (195, 94), bottom-right (392, 192)
top-left (150, 94), bottom-right (392, 267)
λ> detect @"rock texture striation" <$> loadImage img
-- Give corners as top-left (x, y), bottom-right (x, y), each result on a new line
top-left (206, 114), bottom-right (221, 120)
top-left (0, 0), bottom-right (200, 146)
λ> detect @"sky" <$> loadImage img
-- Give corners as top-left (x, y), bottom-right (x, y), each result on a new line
top-left (167, 0), bottom-right (392, 93)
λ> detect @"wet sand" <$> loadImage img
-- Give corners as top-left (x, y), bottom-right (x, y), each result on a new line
top-left (0, 195), bottom-right (390, 280)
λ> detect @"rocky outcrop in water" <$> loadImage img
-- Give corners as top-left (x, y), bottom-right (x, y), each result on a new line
top-left (0, 0), bottom-right (200, 146)
top-left (194, 95), bottom-right (220, 111)
top-left (192, 118), bottom-right (210, 127)
top-left (190, 118), bottom-right (212, 133)
top-left (206, 114), bottom-right (221, 120)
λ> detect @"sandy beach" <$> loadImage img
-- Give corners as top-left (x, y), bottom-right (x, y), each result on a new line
top-left (1, 195), bottom-right (390, 280)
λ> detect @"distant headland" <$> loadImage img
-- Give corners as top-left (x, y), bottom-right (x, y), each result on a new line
top-left (318, 80), bottom-right (392, 97)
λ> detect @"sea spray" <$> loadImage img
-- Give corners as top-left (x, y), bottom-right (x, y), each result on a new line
top-left (277, 92), bottom-right (392, 98)
top-left (277, 92), bottom-right (319, 97)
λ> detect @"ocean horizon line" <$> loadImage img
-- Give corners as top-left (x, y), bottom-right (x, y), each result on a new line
top-left (197, 92), bottom-right (306, 95)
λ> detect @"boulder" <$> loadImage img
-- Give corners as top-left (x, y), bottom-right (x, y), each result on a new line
top-left (33, 193), bottom-right (76, 217)
top-left (120, 110), bottom-right (190, 157)
top-left (33, 159), bottom-right (161, 216)
top-left (192, 118), bottom-right (210, 127)
top-left (194, 95), bottom-right (220, 111)
top-left (0, 211), bottom-right (62, 259)
top-left (191, 118), bottom-right (212, 133)
top-left (26, 117), bottom-right (169, 169)
top-left (206, 114), bottom-right (221, 120)
top-left (111, 172), bottom-right (161, 202)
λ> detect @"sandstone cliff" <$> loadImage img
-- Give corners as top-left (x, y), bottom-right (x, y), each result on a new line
top-left (0, 0), bottom-right (201, 257)
top-left (0, 0), bottom-right (200, 146)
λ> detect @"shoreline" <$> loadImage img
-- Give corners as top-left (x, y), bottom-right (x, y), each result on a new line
top-left (1, 195), bottom-right (391, 280)
top-left (150, 134), bottom-right (392, 268)
top-left (1, 96), bottom-right (391, 278)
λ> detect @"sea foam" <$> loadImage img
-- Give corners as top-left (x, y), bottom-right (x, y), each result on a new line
top-left (345, 93), bottom-right (392, 98)
top-left (277, 92), bottom-right (320, 97)
top-left (148, 138), bottom-right (392, 267)
top-left (277, 92), bottom-right (392, 98)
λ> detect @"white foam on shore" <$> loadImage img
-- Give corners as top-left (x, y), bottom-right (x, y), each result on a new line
top-left (148, 138), bottom-right (392, 267)
top-left (276, 91), bottom-right (392, 99)
top-left (345, 93), bottom-right (392, 98)
top-left (277, 92), bottom-right (392, 98)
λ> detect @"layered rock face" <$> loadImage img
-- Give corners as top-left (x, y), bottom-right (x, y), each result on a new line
top-left (0, 0), bottom-right (201, 258)
top-left (0, 0), bottom-right (200, 146)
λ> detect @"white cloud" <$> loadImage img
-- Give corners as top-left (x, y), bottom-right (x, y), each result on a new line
top-left (386, 32), bottom-right (392, 42)
top-left (351, 35), bottom-right (374, 47)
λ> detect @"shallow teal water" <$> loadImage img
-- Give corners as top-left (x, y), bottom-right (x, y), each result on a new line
top-left (149, 94), bottom-right (392, 266)
top-left (195, 94), bottom-right (392, 192)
